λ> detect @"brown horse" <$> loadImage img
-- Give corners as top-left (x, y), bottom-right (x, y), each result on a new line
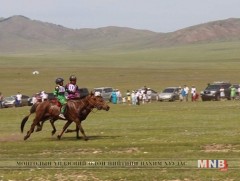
top-left (21, 93), bottom-right (110, 140)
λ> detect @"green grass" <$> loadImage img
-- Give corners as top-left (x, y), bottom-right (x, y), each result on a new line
top-left (1, 41), bottom-right (240, 180)
top-left (1, 41), bottom-right (240, 96)
top-left (1, 101), bottom-right (240, 180)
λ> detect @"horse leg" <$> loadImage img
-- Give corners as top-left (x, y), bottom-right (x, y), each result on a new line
top-left (65, 128), bottom-right (77, 133)
top-left (64, 125), bottom-right (80, 139)
top-left (76, 124), bottom-right (80, 139)
top-left (50, 119), bottom-right (57, 135)
top-left (35, 116), bottom-right (50, 132)
top-left (57, 120), bottom-right (72, 140)
top-left (24, 118), bottom-right (38, 140)
top-left (35, 122), bottom-right (43, 132)
top-left (76, 121), bottom-right (88, 141)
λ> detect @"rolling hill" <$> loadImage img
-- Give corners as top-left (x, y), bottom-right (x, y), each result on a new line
top-left (0, 15), bottom-right (240, 53)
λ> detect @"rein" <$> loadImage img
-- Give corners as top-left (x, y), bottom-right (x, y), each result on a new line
top-left (75, 96), bottom-right (100, 113)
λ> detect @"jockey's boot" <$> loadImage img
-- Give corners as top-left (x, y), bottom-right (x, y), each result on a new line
top-left (59, 113), bottom-right (66, 120)
top-left (59, 104), bottom-right (66, 119)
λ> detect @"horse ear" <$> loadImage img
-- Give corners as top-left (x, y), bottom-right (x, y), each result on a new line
top-left (90, 91), bottom-right (94, 96)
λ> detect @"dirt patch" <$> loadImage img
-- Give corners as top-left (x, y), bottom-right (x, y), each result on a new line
top-left (111, 147), bottom-right (140, 154)
top-left (26, 171), bottom-right (109, 181)
top-left (202, 144), bottom-right (240, 153)
top-left (0, 133), bottom-right (23, 142)
top-left (38, 148), bottom-right (103, 156)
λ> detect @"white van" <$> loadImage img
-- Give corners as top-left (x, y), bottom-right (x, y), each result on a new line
top-left (94, 87), bottom-right (113, 101)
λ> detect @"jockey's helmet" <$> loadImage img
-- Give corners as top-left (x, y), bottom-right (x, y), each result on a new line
top-left (69, 75), bottom-right (77, 81)
top-left (55, 78), bottom-right (64, 84)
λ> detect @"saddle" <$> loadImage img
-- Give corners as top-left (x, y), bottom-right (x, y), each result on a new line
top-left (50, 99), bottom-right (61, 107)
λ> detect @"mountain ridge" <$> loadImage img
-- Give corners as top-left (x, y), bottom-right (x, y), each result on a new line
top-left (1, 15), bottom-right (240, 53)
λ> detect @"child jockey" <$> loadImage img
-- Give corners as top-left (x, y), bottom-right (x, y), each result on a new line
top-left (65, 75), bottom-right (79, 99)
top-left (53, 78), bottom-right (67, 119)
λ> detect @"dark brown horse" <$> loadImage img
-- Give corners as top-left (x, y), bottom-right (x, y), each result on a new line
top-left (21, 93), bottom-right (110, 140)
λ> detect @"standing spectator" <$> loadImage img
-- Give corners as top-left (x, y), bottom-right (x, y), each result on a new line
top-left (184, 85), bottom-right (189, 101)
top-left (31, 94), bottom-right (38, 104)
top-left (126, 90), bottom-right (131, 105)
top-left (40, 91), bottom-right (48, 101)
top-left (147, 88), bottom-right (152, 103)
top-left (220, 86), bottom-right (225, 100)
top-left (191, 85), bottom-right (197, 101)
top-left (230, 86), bottom-right (236, 100)
top-left (116, 89), bottom-right (122, 104)
top-left (180, 87), bottom-right (186, 102)
top-left (131, 91), bottom-right (137, 105)
top-left (0, 92), bottom-right (3, 109)
top-left (136, 90), bottom-right (141, 105)
top-left (237, 85), bottom-right (240, 99)
top-left (142, 90), bottom-right (147, 104)
top-left (178, 87), bottom-right (183, 102)
top-left (143, 86), bottom-right (148, 102)
top-left (111, 90), bottom-right (117, 104)
top-left (16, 92), bottom-right (22, 107)
top-left (36, 92), bottom-right (42, 102)
top-left (122, 97), bottom-right (126, 104)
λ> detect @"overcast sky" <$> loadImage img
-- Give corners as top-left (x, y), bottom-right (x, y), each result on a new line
top-left (1, 0), bottom-right (240, 32)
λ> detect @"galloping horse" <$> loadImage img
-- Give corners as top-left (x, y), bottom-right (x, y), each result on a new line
top-left (21, 93), bottom-right (110, 140)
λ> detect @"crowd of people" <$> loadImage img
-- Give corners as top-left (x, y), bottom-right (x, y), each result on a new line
top-left (179, 85), bottom-right (199, 102)
top-left (108, 85), bottom-right (200, 105)
top-left (108, 86), bottom-right (154, 105)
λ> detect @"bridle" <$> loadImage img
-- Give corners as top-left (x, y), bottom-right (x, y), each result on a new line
top-left (87, 96), bottom-right (103, 110)
top-left (76, 96), bottom-right (102, 113)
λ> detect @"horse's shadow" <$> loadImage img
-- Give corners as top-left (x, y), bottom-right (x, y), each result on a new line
top-left (43, 135), bottom-right (121, 141)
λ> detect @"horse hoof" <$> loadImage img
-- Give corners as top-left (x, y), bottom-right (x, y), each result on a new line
top-left (52, 130), bottom-right (56, 136)
top-left (84, 137), bottom-right (89, 141)
top-left (35, 128), bottom-right (41, 132)
top-left (57, 135), bottom-right (61, 140)
top-left (76, 136), bottom-right (81, 139)
top-left (24, 136), bottom-right (28, 140)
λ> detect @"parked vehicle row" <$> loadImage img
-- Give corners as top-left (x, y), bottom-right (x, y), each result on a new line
top-left (1, 82), bottom-right (238, 108)
top-left (1, 95), bottom-right (32, 108)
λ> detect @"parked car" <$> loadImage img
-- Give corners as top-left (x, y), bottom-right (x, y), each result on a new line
top-left (93, 87), bottom-right (113, 101)
top-left (1, 96), bottom-right (15, 108)
top-left (2, 95), bottom-right (32, 108)
top-left (200, 81), bottom-right (231, 101)
top-left (158, 87), bottom-right (181, 101)
top-left (136, 87), bottom-right (159, 101)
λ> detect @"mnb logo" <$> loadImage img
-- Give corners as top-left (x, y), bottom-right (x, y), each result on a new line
top-left (198, 160), bottom-right (228, 171)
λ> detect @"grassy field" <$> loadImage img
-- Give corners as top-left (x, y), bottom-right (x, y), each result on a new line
top-left (1, 41), bottom-right (240, 180)
top-left (1, 101), bottom-right (240, 180)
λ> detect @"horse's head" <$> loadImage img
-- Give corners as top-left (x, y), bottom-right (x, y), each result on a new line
top-left (88, 92), bottom-right (110, 111)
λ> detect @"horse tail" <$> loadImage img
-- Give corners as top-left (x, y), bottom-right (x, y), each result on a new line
top-left (20, 103), bottom-right (38, 133)
top-left (21, 114), bottom-right (31, 133)
top-left (30, 103), bottom-right (39, 114)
